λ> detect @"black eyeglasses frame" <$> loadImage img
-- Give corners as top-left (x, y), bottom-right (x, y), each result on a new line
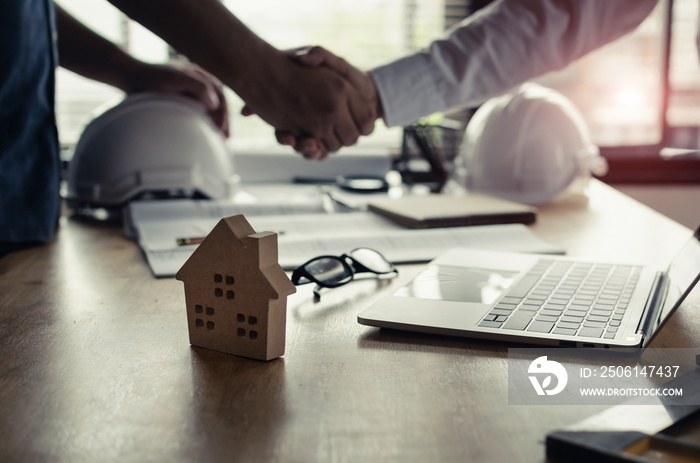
top-left (291, 248), bottom-right (398, 297)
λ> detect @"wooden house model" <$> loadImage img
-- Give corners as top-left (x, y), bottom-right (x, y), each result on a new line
top-left (176, 214), bottom-right (296, 361)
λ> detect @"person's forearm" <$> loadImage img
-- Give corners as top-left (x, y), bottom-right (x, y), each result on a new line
top-left (106, 0), bottom-right (284, 104)
top-left (55, 4), bottom-right (141, 91)
top-left (371, 0), bottom-right (659, 127)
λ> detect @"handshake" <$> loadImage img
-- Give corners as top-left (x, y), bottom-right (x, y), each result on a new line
top-left (239, 46), bottom-right (383, 161)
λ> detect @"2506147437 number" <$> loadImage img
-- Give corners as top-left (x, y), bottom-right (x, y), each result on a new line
top-left (599, 365), bottom-right (680, 378)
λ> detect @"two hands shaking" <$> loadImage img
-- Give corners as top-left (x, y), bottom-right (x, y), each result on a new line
top-left (241, 46), bottom-right (382, 161)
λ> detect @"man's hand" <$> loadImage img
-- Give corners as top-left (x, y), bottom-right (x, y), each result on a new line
top-left (241, 47), bottom-right (382, 160)
top-left (237, 49), bottom-right (376, 159)
top-left (295, 46), bottom-right (382, 122)
top-left (122, 63), bottom-right (230, 138)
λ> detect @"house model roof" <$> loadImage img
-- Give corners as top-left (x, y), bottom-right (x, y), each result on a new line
top-left (176, 214), bottom-right (295, 300)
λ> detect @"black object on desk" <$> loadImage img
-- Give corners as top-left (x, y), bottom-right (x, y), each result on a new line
top-left (546, 367), bottom-right (700, 463)
top-left (396, 122), bottom-right (459, 192)
top-left (293, 175), bottom-right (389, 193)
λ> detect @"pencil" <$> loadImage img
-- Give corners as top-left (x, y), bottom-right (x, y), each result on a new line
top-left (176, 237), bottom-right (205, 246)
top-left (176, 230), bottom-right (285, 246)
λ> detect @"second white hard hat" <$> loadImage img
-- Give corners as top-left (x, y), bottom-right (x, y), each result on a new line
top-left (455, 83), bottom-right (607, 205)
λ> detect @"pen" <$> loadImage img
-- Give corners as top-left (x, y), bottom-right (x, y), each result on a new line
top-left (176, 230), bottom-right (286, 246)
top-left (176, 237), bottom-right (205, 246)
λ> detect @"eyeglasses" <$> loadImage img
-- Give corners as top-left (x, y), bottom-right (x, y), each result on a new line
top-left (292, 248), bottom-right (398, 298)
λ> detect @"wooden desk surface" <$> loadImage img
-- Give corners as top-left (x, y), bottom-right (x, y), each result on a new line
top-left (0, 181), bottom-right (697, 462)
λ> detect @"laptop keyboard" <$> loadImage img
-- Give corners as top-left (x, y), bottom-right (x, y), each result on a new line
top-left (478, 260), bottom-right (642, 340)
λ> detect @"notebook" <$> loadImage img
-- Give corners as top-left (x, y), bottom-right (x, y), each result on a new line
top-left (357, 226), bottom-right (700, 348)
top-left (367, 194), bottom-right (536, 229)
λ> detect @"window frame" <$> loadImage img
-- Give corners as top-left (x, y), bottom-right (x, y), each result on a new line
top-left (599, 0), bottom-right (700, 184)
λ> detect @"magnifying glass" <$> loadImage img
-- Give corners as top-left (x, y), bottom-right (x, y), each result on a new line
top-left (293, 175), bottom-right (389, 193)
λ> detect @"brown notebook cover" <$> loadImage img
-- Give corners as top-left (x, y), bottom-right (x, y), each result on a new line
top-left (367, 194), bottom-right (536, 229)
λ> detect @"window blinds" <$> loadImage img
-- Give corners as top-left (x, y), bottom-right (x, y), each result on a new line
top-left (55, 0), bottom-right (447, 150)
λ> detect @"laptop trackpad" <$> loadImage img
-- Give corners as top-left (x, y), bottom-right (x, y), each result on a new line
top-left (394, 264), bottom-right (519, 305)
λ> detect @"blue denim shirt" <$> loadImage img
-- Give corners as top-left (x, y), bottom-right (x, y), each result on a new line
top-left (0, 0), bottom-right (60, 243)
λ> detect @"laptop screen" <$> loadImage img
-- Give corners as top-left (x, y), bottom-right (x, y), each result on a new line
top-left (653, 227), bottom-right (700, 335)
top-left (394, 264), bottom-right (519, 304)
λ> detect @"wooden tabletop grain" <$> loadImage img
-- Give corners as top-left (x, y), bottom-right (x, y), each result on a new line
top-left (0, 181), bottom-right (697, 462)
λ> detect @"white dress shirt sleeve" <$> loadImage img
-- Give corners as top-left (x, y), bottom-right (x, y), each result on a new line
top-left (370, 0), bottom-right (659, 127)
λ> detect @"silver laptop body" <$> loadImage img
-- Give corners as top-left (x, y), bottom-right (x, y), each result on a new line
top-left (358, 227), bottom-right (700, 348)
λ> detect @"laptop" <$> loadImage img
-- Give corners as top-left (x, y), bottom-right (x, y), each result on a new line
top-left (358, 226), bottom-right (700, 348)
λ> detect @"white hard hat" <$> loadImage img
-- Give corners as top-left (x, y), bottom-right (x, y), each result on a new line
top-left (65, 92), bottom-right (236, 207)
top-left (455, 83), bottom-right (607, 205)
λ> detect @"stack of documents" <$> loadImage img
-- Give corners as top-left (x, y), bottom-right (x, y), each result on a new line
top-left (126, 187), bottom-right (564, 277)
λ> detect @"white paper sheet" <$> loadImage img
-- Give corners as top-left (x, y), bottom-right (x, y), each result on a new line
top-left (127, 198), bottom-right (565, 277)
